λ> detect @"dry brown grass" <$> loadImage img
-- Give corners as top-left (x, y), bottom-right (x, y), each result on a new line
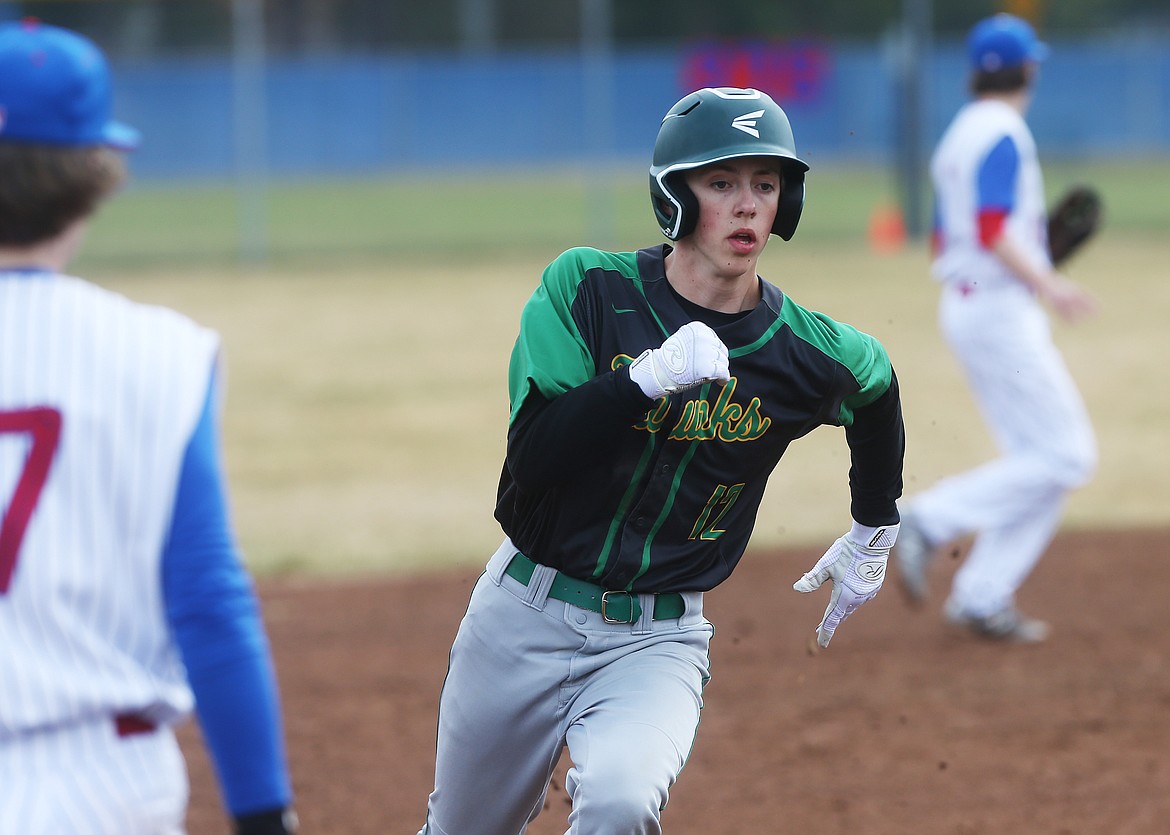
top-left (97, 233), bottom-right (1169, 576)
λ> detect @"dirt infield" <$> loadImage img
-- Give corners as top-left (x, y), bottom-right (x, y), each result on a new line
top-left (179, 527), bottom-right (1170, 834)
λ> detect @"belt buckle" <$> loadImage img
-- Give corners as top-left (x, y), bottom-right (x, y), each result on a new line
top-left (601, 590), bottom-right (637, 624)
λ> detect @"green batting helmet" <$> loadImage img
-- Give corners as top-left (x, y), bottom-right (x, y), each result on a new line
top-left (649, 87), bottom-right (809, 241)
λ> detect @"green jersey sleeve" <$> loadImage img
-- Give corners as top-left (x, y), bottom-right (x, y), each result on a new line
top-left (507, 248), bottom-right (626, 425)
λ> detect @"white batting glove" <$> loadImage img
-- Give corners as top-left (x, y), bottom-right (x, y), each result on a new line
top-left (628, 321), bottom-right (730, 400)
top-left (793, 521), bottom-right (899, 648)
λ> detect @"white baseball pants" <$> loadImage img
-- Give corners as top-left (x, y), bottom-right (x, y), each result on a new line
top-left (0, 716), bottom-right (187, 834)
top-left (909, 281), bottom-right (1096, 617)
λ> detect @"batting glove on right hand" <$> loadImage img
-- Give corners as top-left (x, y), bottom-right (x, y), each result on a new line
top-left (793, 521), bottom-right (899, 648)
top-left (628, 321), bottom-right (730, 400)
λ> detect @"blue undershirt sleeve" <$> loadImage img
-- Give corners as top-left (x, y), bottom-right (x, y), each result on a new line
top-left (977, 135), bottom-right (1020, 213)
top-left (162, 360), bottom-right (293, 818)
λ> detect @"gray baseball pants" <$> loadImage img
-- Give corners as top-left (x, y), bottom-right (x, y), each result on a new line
top-left (418, 538), bottom-right (712, 835)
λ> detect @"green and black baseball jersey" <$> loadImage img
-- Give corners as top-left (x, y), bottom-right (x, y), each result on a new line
top-left (495, 244), bottom-right (904, 594)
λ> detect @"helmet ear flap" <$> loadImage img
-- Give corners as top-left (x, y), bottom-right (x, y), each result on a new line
top-left (773, 169), bottom-right (805, 241)
top-left (666, 177), bottom-right (699, 240)
top-left (651, 172), bottom-right (699, 241)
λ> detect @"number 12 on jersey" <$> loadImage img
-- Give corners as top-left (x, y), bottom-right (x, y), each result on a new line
top-left (0, 407), bottom-right (62, 594)
top-left (689, 483), bottom-right (744, 541)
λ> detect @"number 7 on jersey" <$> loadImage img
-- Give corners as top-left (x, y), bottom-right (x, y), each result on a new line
top-left (0, 407), bottom-right (62, 594)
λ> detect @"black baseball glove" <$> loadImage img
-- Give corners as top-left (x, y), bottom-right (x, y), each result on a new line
top-left (1047, 185), bottom-right (1102, 267)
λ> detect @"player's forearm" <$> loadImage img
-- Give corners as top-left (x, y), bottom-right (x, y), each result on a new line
top-left (992, 232), bottom-right (1097, 320)
top-left (506, 367), bottom-right (651, 490)
top-left (845, 373), bottom-right (905, 526)
top-left (165, 542), bottom-right (294, 821)
top-left (992, 231), bottom-right (1057, 295)
top-left (166, 547), bottom-right (294, 817)
top-left (189, 647), bottom-right (294, 820)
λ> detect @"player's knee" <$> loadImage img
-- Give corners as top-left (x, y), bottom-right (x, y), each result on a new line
top-left (1048, 439), bottom-right (1096, 489)
top-left (1068, 446), bottom-right (1096, 487)
top-left (572, 762), bottom-right (670, 833)
top-left (1027, 428), bottom-right (1095, 491)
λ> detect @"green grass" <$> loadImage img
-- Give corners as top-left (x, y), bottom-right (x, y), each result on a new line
top-left (80, 156), bottom-right (1170, 273)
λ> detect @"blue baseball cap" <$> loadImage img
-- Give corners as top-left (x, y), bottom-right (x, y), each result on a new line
top-left (967, 14), bottom-right (1049, 72)
top-left (0, 19), bottom-right (139, 149)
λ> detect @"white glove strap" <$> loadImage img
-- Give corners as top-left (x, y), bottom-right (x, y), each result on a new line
top-left (629, 348), bottom-right (668, 400)
top-left (847, 520), bottom-right (899, 552)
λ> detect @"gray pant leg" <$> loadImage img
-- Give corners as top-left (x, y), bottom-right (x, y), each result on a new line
top-left (421, 572), bottom-right (569, 835)
top-left (420, 539), bottom-right (712, 835)
top-left (562, 628), bottom-right (711, 835)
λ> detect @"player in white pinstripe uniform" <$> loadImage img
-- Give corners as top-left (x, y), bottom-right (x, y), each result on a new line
top-left (0, 21), bottom-right (296, 833)
top-left (893, 14), bottom-right (1097, 642)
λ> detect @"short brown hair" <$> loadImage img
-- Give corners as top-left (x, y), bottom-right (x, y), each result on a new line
top-left (0, 143), bottom-right (126, 246)
top-left (970, 64), bottom-right (1031, 96)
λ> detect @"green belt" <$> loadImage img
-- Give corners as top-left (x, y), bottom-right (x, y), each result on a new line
top-left (504, 552), bottom-right (686, 624)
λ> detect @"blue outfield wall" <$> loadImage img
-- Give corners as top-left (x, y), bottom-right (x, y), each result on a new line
top-left (111, 35), bottom-right (1170, 180)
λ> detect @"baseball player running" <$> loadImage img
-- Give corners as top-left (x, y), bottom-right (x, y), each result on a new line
top-left (417, 86), bottom-right (905, 834)
top-left (893, 14), bottom-right (1097, 642)
top-left (0, 21), bottom-right (296, 833)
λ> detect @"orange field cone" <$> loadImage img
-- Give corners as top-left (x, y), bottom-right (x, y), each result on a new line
top-left (867, 202), bottom-right (906, 253)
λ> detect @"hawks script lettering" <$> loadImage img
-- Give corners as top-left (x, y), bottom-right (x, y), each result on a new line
top-left (614, 356), bottom-right (770, 442)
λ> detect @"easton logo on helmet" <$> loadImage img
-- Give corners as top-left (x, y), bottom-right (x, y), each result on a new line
top-left (731, 109), bottom-right (766, 138)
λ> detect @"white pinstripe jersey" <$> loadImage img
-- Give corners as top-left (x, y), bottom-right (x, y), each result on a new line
top-left (0, 270), bottom-right (219, 738)
top-left (930, 98), bottom-right (1051, 288)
